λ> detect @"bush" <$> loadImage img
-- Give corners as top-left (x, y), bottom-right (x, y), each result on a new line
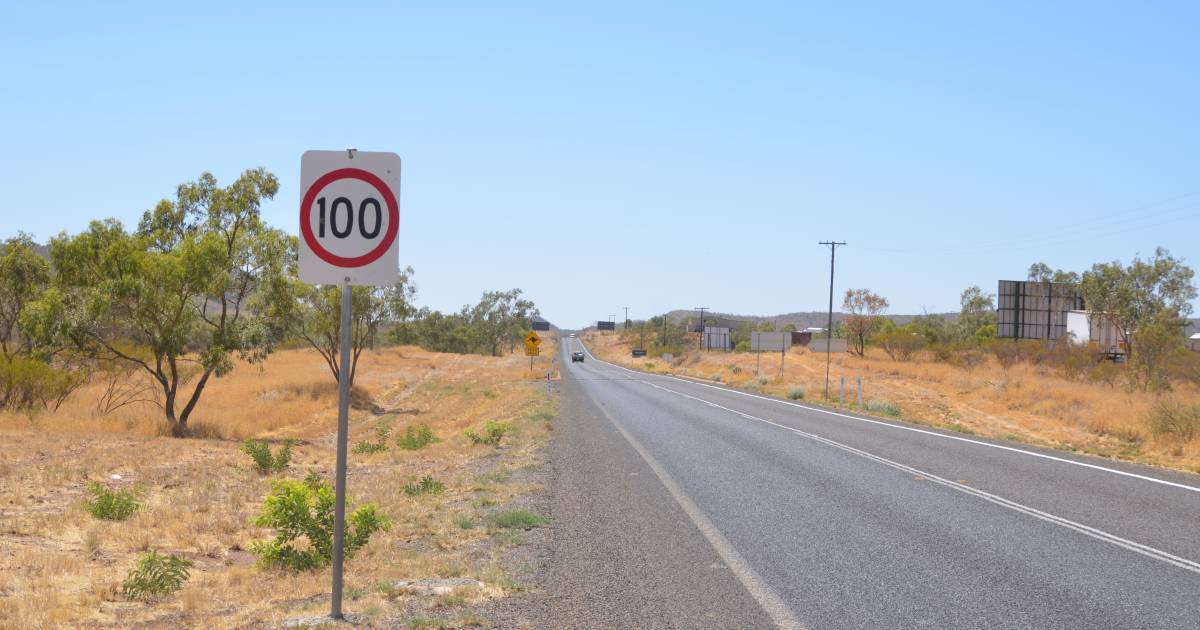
top-left (402, 475), bottom-right (445, 496)
top-left (487, 510), bottom-right (547, 530)
top-left (866, 399), bottom-right (901, 417)
top-left (353, 425), bottom-right (391, 454)
top-left (120, 551), bottom-right (192, 601)
top-left (465, 421), bottom-right (512, 446)
top-left (878, 328), bottom-right (926, 361)
top-left (242, 439), bottom-right (295, 474)
top-left (250, 476), bottom-right (388, 571)
top-left (396, 424), bottom-right (439, 450)
top-left (1147, 400), bottom-right (1200, 442)
top-left (0, 355), bottom-right (87, 411)
top-left (787, 387), bottom-right (805, 400)
top-left (85, 482), bottom-right (139, 521)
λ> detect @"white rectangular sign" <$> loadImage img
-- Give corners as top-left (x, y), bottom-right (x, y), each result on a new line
top-left (751, 331), bottom-right (792, 352)
top-left (299, 150), bottom-right (401, 286)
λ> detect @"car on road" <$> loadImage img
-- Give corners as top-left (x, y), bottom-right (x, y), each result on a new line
top-left (569, 333), bottom-right (576, 337)
top-left (571, 351), bottom-right (585, 363)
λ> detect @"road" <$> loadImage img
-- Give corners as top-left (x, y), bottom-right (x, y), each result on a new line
top-left (535, 336), bottom-right (1200, 629)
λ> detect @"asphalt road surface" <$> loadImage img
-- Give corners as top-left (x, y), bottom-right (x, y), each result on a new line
top-left (536, 337), bottom-right (1200, 629)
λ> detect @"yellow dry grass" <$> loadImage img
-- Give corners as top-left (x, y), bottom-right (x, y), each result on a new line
top-left (0, 337), bottom-right (559, 629)
top-left (585, 332), bottom-right (1200, 473)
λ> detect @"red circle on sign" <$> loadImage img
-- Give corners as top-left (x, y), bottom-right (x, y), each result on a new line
top-left (299, 168), bottom-right (399, 267)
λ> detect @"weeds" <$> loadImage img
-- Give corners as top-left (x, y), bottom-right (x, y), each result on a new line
top-left (396, 424), bottom-right (439, 450)
top-left (402, 475), bottom-right (446, 496)
top-left (353, 424), bottom-right (391, 454)
top-left (465, 421), bottom-right (512, 446)
top-left (487, 510), bottom-right (547, 530)
top-left (85, 482), bottom-right (139, 521)
top-left (242, 439), bottom-right (295, 474)
top-left (787, 387), bottom-right (806, 400)
top-left (250, 476), bottom-right (388, 571)
top-left (453, 516), bottom-right (475, 530)
top-left (120, 551), bottom-right (192, 601)
top-left (1148, 400), bottom-right (1200, 442)
top-left (866, 399), bottom-right (901, 417)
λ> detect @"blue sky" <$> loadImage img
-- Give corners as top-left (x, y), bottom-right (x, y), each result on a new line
top-left (1, 1), bottom-right (1197, 328)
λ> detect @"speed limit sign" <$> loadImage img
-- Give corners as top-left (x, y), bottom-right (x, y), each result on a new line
top-left (299, 150), bottom-right (400, 285)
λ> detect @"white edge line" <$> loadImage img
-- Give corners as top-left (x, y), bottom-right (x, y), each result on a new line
top-left (589, 390), bottom-right (807, 630)
top-left (569, 340), bottom-right (1200, 495)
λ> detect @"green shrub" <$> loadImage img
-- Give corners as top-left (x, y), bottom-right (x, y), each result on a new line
top-left (120, 551), bottom-right (192, 601)
top-left (402, 475), bottom-right (445, 496)
top-left (1148, 400), bottom-right (1200, 442)
top-left (0, 355), bottom-right (87, 411)
top-left (249, 477), bottom-right (388, 571)
top-left (866, 399), bottom-right (901, 417)
top-left (453, 516), bottom-right (475, 530)
top-left (242, 439), bottom-right (295, 474)
top-left (85, 482), bottom-right (139, 521)
top-left (787, 387), bottom-right (805, 400)
top-left (353, 425), bottom-right (391, 454)
top-left (396, 424), bottom-right (439, 450)
top-left (487, 510), bottom-right (547, 530)
top-left (465, 421), bottom-right (512, 446)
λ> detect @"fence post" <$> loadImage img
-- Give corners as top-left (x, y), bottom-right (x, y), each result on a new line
top-left (839, 376), bottom-right (845, 405)
top-left (857, 377), bottom-right (863, 407)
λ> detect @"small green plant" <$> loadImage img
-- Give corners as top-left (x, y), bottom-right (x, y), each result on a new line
top-left (250, 476), bottom-right (388, 571)
top-left (353, 425), bottom-right (391, 454)
top-left (403, 475), bottom-right (446, 496)
top-left (866, 399), bottom-right (901, 417)
top-left (120, 551), bottom-right (192, 601)
top-left (787, 387), bottom-right (805, 400)
top-left (453, 515), bottom-right (475, 530)
top-left (242, 439), bottom-right (295, 474)
top-left (465, 421), bottom-right (512, 446)
top-left (487, 510), bottom-right (547, 530)
top-left (85, 482), bottom-right (139, 521)
top-left (396, 424), bottom-right (440, 450)
top-left (756, 375), bottom-right (770, 385)
top-left (1148, 400), bottom-right (1200, 442)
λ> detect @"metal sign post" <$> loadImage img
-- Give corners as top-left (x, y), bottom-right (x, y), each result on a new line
top-left (330, 279), bottom-right (352, 617)
top-left (298, 149), bottom-right (401, 622)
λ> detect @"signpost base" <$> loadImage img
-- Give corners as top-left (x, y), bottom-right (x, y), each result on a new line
top-left (331, 281), bottom-right (352, 619)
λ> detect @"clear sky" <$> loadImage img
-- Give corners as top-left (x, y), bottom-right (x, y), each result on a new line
top-left (2, 1), bottom-right (1197, 328)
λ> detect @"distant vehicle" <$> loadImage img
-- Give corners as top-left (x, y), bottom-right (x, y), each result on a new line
top-left (571, 351), bottom-right (585, 363)
top-left (569, 333), bottom-right (576, 337)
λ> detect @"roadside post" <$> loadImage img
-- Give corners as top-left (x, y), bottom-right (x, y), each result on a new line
top-left (298, 149), bottom-right (401, 621)
top-left (857, 377), bottom-right (863, 407)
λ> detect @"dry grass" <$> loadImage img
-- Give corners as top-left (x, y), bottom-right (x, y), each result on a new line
top-left (585, 333), bottom-right (1200, 473)
top-left (0, 338), bottom-right (559, 629)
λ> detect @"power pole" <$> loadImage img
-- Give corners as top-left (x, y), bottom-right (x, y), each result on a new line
top-left (624, 306), bottom-right (630, 331)
top-left (819, 241), bottom-right (846, 399)
top-left (695, 307), bottom-right (709, 351)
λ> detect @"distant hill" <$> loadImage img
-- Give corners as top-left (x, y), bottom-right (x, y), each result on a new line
top-left (660, 309), bottom-right (956, 330)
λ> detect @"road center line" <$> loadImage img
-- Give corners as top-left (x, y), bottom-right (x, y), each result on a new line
top-left (573, 342), bottom-right (1200, 495)
top-left (635, 377), bottom-right (1200, 576)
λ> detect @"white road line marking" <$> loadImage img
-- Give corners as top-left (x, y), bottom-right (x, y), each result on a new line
top-left (638, 378), bottom-right (1200, 576)
top-left (590, 393), bottom-right (806, 630)
top-left (575, 342), bottom-right (1200, 495)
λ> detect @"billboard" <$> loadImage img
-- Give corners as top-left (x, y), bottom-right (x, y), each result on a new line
top-left (751, 331), bottom-right (792, 352)
top-left (597, 321), bottom-right (616, 331)
top-left (531, 319), bottom-right (550, 331)
top-left (703, 326), bottom-right (731, 350)
top-left (997, 280), bottom-right (1083, 340)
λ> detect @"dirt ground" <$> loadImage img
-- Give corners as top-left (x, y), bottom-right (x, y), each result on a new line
top-left (584, 332), bottom-right (1200, 474)
top-left (0, 339), bottom-right (560, 629)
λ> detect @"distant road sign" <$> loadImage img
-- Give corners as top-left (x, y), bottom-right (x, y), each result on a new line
top-left (531, 319), bottom-right (550, 331)
top-left (524, 331), bottom-right (542, 355)
top-left (632, 349), bottom-right (647, 358)
top-left (597, 321), bottom-right (615, 331)
top-left (299, 150), bottom-right (401, 286)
